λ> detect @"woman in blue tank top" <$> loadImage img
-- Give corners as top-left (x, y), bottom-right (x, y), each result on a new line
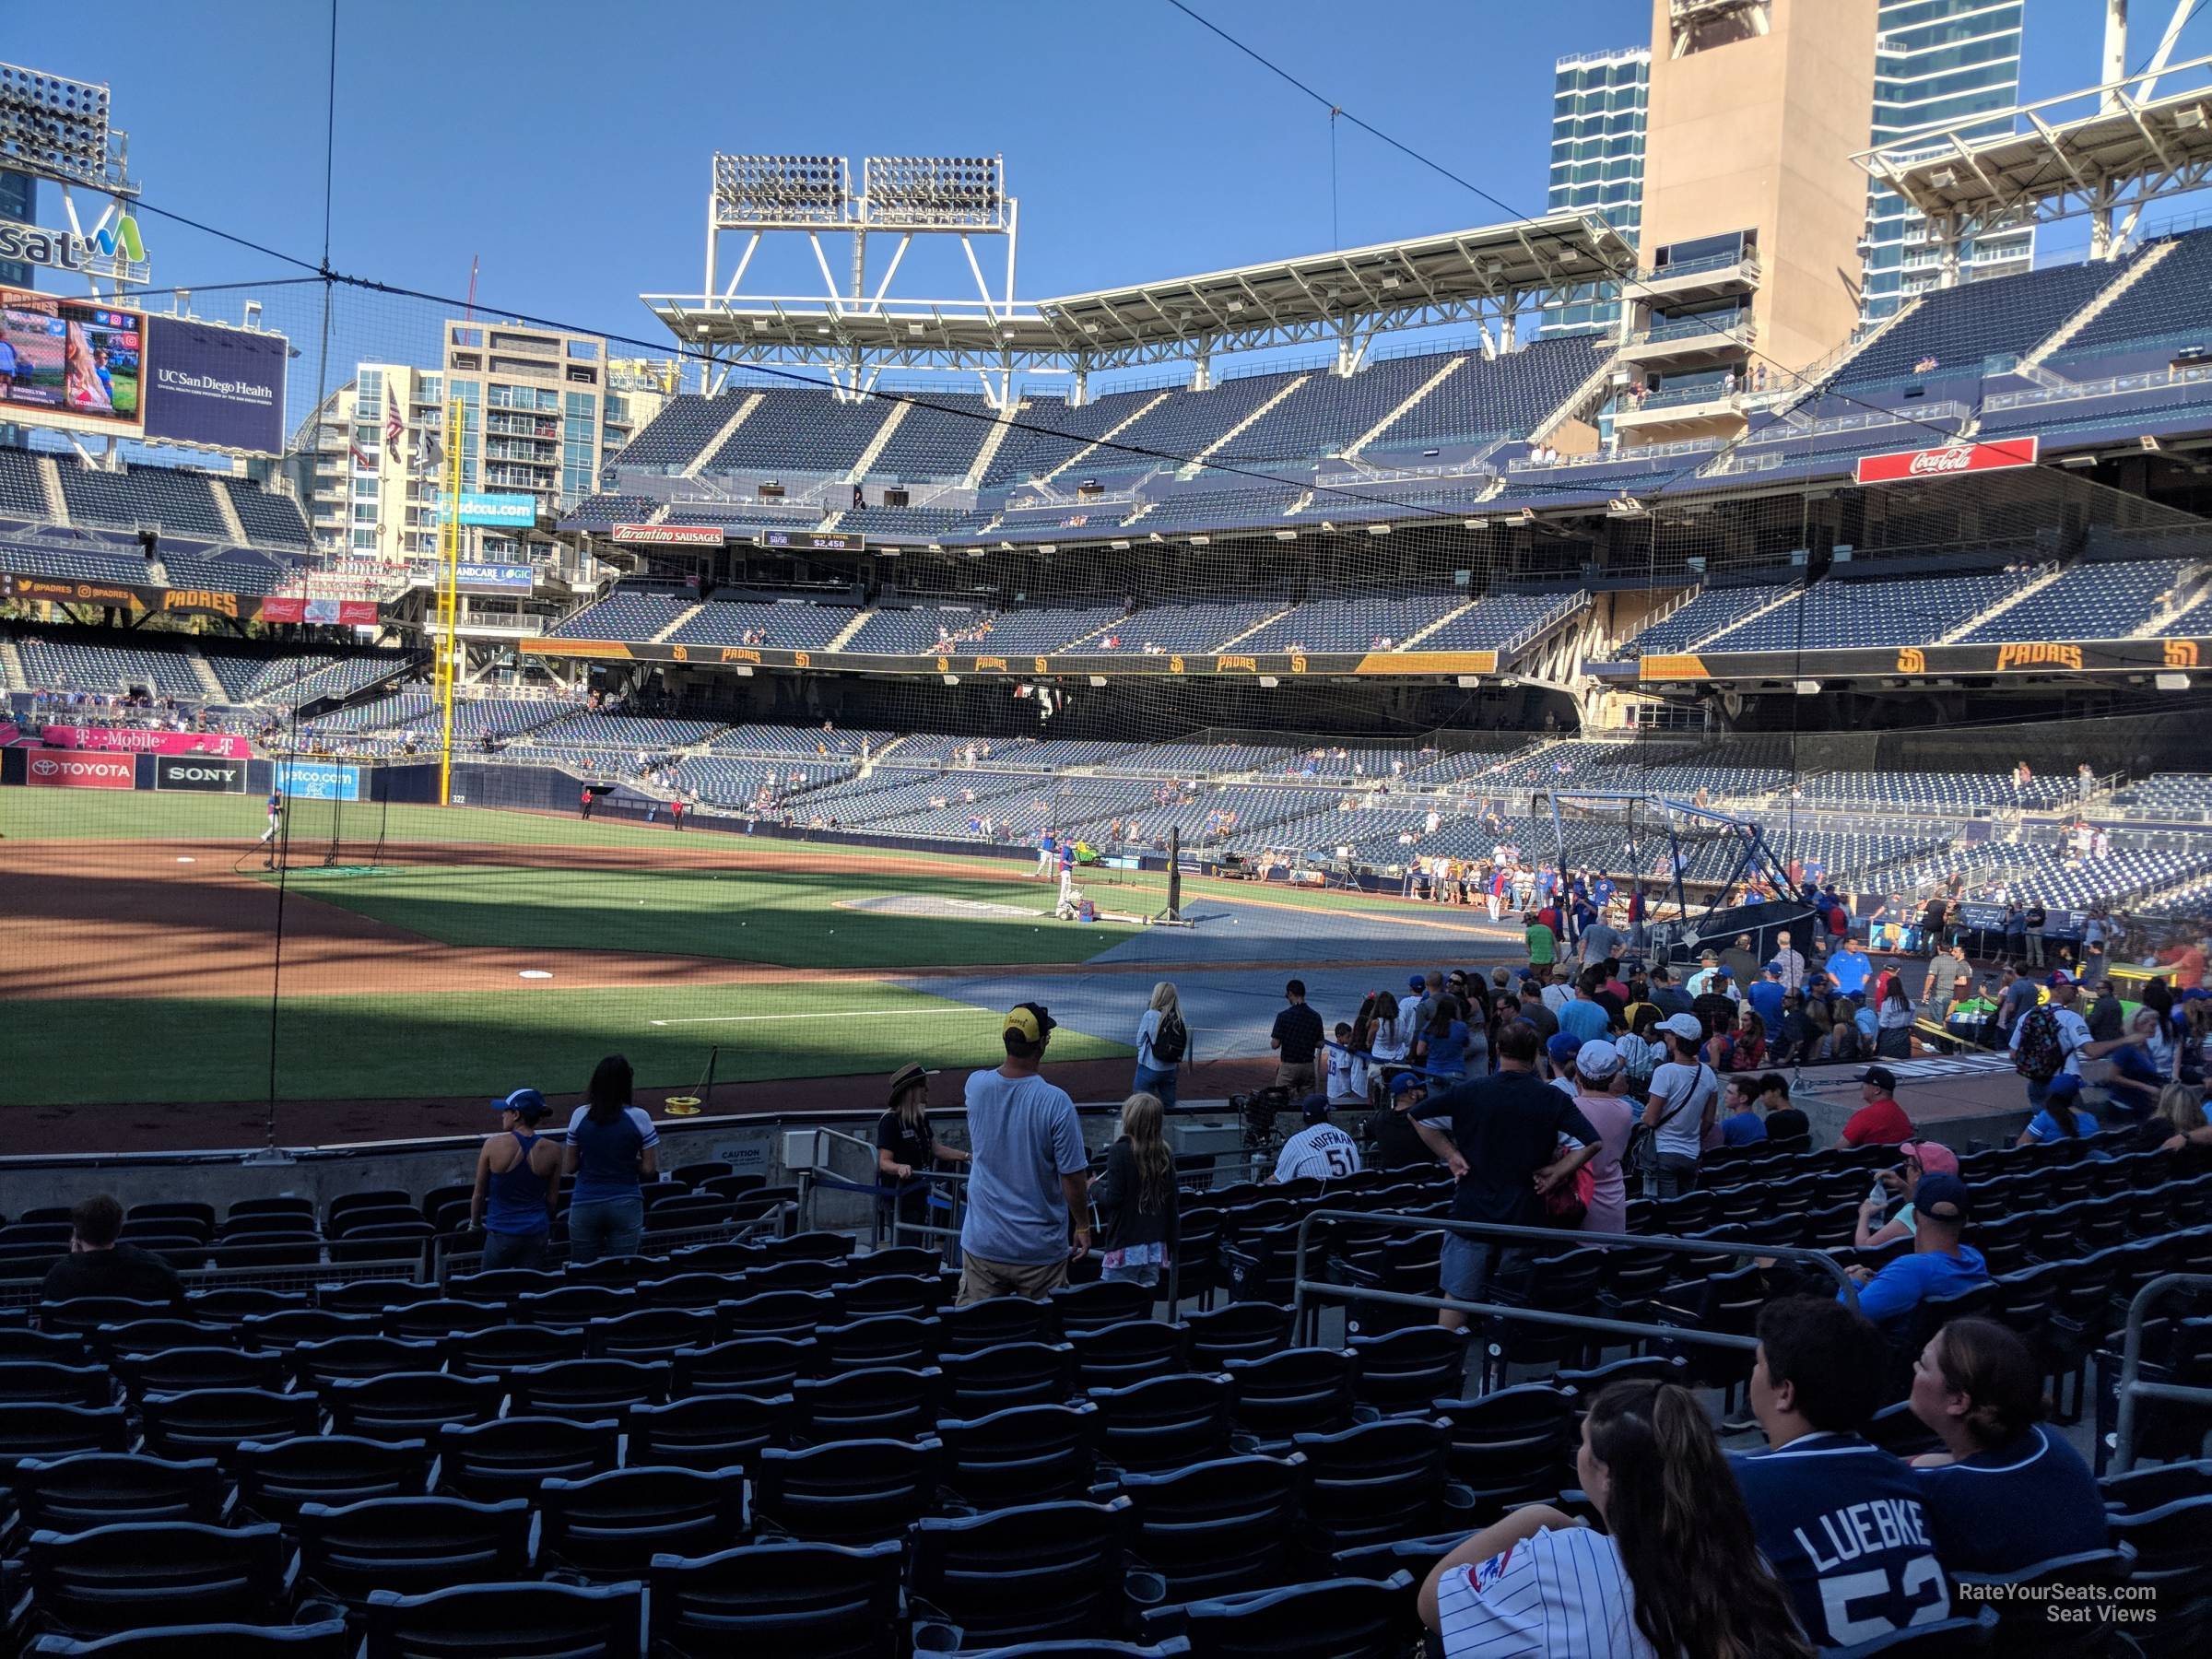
top-left (471, 1087), bottom-right (562, 1271)
top-left (562, 1055), bottom-right (660, 1264)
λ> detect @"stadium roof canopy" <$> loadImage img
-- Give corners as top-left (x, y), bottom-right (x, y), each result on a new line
top-left (642, 212), bottom-right (1634, 391)
top-left (1853, 52), bottom-right (2212, 257)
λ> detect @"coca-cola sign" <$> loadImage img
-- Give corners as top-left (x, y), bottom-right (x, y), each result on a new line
top-left (26, 754), bottom-right (135, 789)
top-left (1853, 436), bottom-right (2039, 486)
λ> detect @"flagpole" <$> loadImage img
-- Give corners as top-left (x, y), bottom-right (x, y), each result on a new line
top-left (435, 394), bottom-right (464, 806)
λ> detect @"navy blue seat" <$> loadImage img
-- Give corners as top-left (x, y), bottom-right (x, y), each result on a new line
top-left (296, 1494), bottom-right (535, 1607)
top-left (910, 1497), bottom-right (1142, 1651)
top-left (937, 1402), bottom-right (1100, 1507)
top-left (22, 1622), bottom-right (352, 1656)
top-left (645, 1538), bottom-right (902, 1659)
top-left (751, 1436), bottom-right (942, 1546)
top-left (1117, 1453), bottom-right (1308, 1604)
top-left (23, 1521), bottom-right (298, 1640)
top-left (357, 1579), bottom-right (644, 1658)
top-left (1139, 1571), bottom-right (1418, 1659)
top-left (436, 1416), bottom-right (621, 1503)
top-left (537, 1465), bottom-right (747, 1576)
top-left (232, 1435), bottom-right (433, 1524)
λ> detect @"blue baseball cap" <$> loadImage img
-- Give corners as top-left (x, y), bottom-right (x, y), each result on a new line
top-left (1912, 1172), bottom-right (1971, 1222)
top-left (1546, 1031), bottom-right (1582, 1066)
top-left (2046, 1072), bottom-right (2083, 1098)
top-left (1390, 1070), bottom-right (1425, 1097)
top-left (491, 1088), bottom-right (550, 1123)
top-left (1407, 975), bottom-right (1426, 992)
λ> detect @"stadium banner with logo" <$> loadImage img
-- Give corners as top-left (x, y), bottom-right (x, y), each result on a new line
top-left (154, 754), bottom-right (248, 793)
top-left (439, 492), bottom-right (537, 528)
top-left (0, 572), bottom-right (147, 611)
top-left (139, 317), bottom-right (289, 456)
top-left (613, 524), bottom-right (724, 546)
top-left (256, 595), bottom-right (380, 626)
top-left (456, 562), bottom-right (535, 593)
top-left (40, 726), bottom-right (250, 759)
top-left (1852, 436), bottom-right (2040, 486)
top-left (25, 752), bottom-right (136, 789)
top-left (515, 637), bottom-right (1491, 680)
top-left (1639, 634), bottom-right (2208, 683)
top-left (272, 759), bottom-right (360, 801)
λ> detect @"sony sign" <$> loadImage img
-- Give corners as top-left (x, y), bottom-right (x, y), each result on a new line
top-left (153, 753), bottom-right (246, 794)
top-left (0, 213), bottom-right (149, 282)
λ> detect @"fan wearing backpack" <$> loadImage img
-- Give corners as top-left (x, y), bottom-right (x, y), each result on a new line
top-left (1134, 980), bottom-right (1189, 1110)
top-left (2007, 977), bottom-right (2090, 1111)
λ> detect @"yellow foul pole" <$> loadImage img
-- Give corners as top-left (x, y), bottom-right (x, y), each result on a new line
top-left (435, 395), bottom-right (465, 805)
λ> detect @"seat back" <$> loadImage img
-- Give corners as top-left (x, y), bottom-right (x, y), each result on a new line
top-left (815, 1314), bottom-right (940, 1373)
top-left (297, 1495), bottom-right (535, 1603)
top-left (646, 1538), bottom-right (901, 1659)
top-left (326, 1372), bottom-right (501, 1438)
top-left (792, 1366), bottom-right (942, 1443)
top-left (1182, 1302), bottom-right (1293, 1369)
top-left (625, 1393), bottom-right (791, 1473)
top-left (507, 1359), bottom-right (674, 1416)
top-left (1347, 1326), bottom-right (1462, 1414)
top-left (752, 1437), bottom-right (942, 1545)
top-left (1430, 1386), bottom-right (1577, 1520)
top-left (538, 1465), bottom-right (747, 1574)
top-left (937, 1341), bottom-right (1075, 1416)
top-left (1119, 1453), bottom-right (1307, 1602)
top-left (672, 1335), bottom-right (818, 1396)
top-left (1067, 1321), bottom-right (1192, 1392)
top-left (13, 1452), bottom-right (229, 1534)
top-left (1053, 1279), bottom-right (1156, 1334)
top-left (232, 1435), bottom-right (433, 1524)
top-left (20, 1619), bottom-right (352, 1656)
top-left (358, 1579), bottom-right (644, 1658)
top-left (937, 1296), bottom-right (1056, 1355)
top-left (1087, 1374), bottom-right (1238, 1474)
top-left (1222, 1347), bottom-right (1357, 1442)
top-left (141, 1389), bottom-right (320, 1462)
top-left (1292, 1418), bottom-right (1454, 1549)
top-left (1142, 1571), bottom-right (1417, 1659)
top-left (27, 1521), bottom-right (291, 1636)
top-left (436, 1417), bottom-right (622, 1503)
top-left (910, 1497), bottom-right (1135, 1648)
top-left (936, 1402), bottom-right (1099, 1506)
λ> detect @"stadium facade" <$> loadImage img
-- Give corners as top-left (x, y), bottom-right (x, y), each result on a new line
top-left (1537, 46), bottom-right (1651, 339)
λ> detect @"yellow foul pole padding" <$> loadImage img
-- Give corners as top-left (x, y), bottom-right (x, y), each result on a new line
top-left (435, 395), bottom-right (464, 806)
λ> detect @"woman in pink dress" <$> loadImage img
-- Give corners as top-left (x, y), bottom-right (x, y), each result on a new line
top-left (1569, 1039), bottom-right (1639, 1237)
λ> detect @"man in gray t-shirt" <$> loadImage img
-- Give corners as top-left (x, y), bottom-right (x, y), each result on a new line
top-left (958, 1002), bottom-right (1091, 1304)
top-left (1922, 943), bottom-right (1968, 1013)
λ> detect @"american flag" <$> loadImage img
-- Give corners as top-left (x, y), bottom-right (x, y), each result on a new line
top-left (385, 396), bottom-right (406, 459)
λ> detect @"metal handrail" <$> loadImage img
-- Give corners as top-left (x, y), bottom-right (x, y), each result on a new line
top-left (1288, 1207), bottom-right (1860, 1349)
top-left (2109, 1271), bottom-right (2212, 1475)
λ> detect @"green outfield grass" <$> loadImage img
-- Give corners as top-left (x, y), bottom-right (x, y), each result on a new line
top-left (2, 979), bottom-right (1130, 1107)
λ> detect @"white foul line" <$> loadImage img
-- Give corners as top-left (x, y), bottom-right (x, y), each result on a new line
top-left (648, 1007), bottom-right (998, 1027)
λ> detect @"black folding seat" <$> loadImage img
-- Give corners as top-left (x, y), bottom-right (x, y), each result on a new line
top-left (297, 1494), bottom-right (535, 1607)
top-left (2104, 1494), bottom-right (2212, 1640)
top-left (1347, 1325), bottom-right (1463, 1415)
top-left (327, 1191), bottom-right (413, 1230)
top-left (237, 1310), bottom-right (376, 1350)
top-left (645, 1537), bottom-right (901, 1659)
top-left (324, 1372), bottom-right (500, 1438)
top-left (637, 1271), bottom-right (747, 1311)
top-left (0, 1405), bottom-right (134, 1476)
top-left (506, 1358), bottom-right (672, 1416)
top-left (836, 1274), bottom-right (947, 1321)
top-left (1086, 1374), bottom-right (1238, 1474)
top-left (514, 1285), bottom-right (635, 1326)
top-left (443, 1324), bottom-right (585, 1383)
top-left (2099, 1457), bottom-right (2212, 1513)
top-left (1552, 1354), bottom-right (1688, 1398)
top-left (1430, 1385), bottom-right (1578, 1522)
top-left (141, 1390), bottom-right (319, 1463)
top-left (436, 1416), bottom-right (620, 1503)
top-left (1293, 1418), bottom-right (1473, 1553)
top-left (1119, 1452), bottom-right (1308, 1603)
top-left (586, 1307), bottom-right (715, 1361)
top-left (1478, 1246), bottom-right (1604, 1391)
top-left (838, 1246), bottom-right (942, 1281)
top-left (938, 1340), bottom-right (1076, 1416)
top-left (1054, 1278), bottom-right (1157, 1335)
top-left (751, 1436), bottom-right (943, 1545)
top-left (909, 1497), bottom-right (1142, 1651)
top-left (758, 1229), bottom-right (851, 1262)
top-left (126, 1202), bottom-right (217, 1236)
top-left (232, 1435), bottom-right (433, 1524)
top-left (719, 1288), bottom-right (835, 1340)
top-left (1140, 1571), bottom-right (1418, 1659)
top-left (793, 1365), bottom-right (942, 1443)
top-left (1068, 1321), bottom-right (1192, 1392)
top-left (937, 1296), bottom-right (1057, 1354)
top-left (356, 1579), bottom-right (643, 1657)
top-left (88, 1318), bottom-right (231, 1363)
top-left (562, 1255), bottom-right (655, 1290)
top-left (0, 1362), bottom-right (112, 1409)
top-left (38, 1300), bottom-right (173, 1338)
top-left (112, 1346), bottom-right (286, 1401)
top-left (817, 1313), bottom-right (940, 1373)
top-left (316, 1281), bottom-right (438, 1316)
top-left (0, 1331), bottom-right (91, 1366)
top-left (1224, 1347), bottom-right (1358, 1444)
top-left (21, 1620), bottom-right (351, 1656)
top-left (626, 1392), bottom-right (791, 1473)
top-left (1183, 1302), bottom-right (1293, 1368)
top-left (285, 1335), bottom-right (441, 1390)
top-left (382, 1299), bottom-right (500, 1343)
top-left (22, 1521), bottom-right (297, 1640)
top-left (183, 1288), bottom-right (307, 1325)
top-left (444, 1267), bottom-right (561, 1302)
top-left (937, 1402), bottom-right (1100, 1507)
top-left (11, 1452), bottom-right (229, 1535)
top-left (538, 1465), bottom-right (747, 1576)
top-left (672, 1334), bottom-right (818, 1396)
top-left (1950, 1548), bottom-right (2138, 1657)
top-left (666, 1239), bottom-right (764, 1274)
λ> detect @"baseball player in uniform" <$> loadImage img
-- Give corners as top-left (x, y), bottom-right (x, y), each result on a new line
top-left (1056, 838), bottom-right (1077, 909)
top-left (1271, 1096), bottom-right (1363, 1183)
top-left (258, 790), bottom-right (284, 847)
top-left (1035, 830), bottom-right (1056, 879)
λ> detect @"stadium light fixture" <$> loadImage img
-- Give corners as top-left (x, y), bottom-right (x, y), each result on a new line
top-left (862, 155), bottom-right (1005, 229)
top-left (713, 153), bottom-right (852, 225)
top-left (0, 63), bottom-right (113, 188)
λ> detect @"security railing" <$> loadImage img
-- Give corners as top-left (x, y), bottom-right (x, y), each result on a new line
top-left (1288, 1208), bottom-right (1859, 1351)
top-left (2109, 1272), bottom-right (2212, 1475)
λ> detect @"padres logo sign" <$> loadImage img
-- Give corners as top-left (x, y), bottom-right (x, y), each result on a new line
top-left (1169, 655), bottom-right (1186, 676)
top-left (670, 644), bottom-right (689, 662)
top-left (794, 651), bottom-right (812, 669)
top-left (1290, 653), bottom-right (1308, 675)
top-left (717, 647), bottom-right (762, 665)
top-left (1995, 642), bottom-right (2084, 672)
top-left (1896, 647), bottom-right (1926, 674)
top-left (2166, 640), bottom-right (2201, 668)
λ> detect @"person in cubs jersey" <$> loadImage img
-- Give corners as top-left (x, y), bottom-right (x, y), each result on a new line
top-left (1735, 1297), bottom-right (1952, 1648)
top-left (1271, 1096), bottom-right (1363, 1183)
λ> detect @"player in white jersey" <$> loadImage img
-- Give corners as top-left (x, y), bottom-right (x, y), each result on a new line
top-left (1271, 1096), bottom-right (1363, 1183)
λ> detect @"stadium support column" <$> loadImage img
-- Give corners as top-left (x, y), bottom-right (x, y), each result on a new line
top-left (1163, 825), bottom-right (1183, 923)
top-left (434, 394), bottom-right (465, 806)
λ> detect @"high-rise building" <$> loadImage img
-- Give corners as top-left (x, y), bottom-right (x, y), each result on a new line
top-left (1862, 0), bottom-right (2030, 319)
top-left (1539, 47), bottom-right (1652, 337)
top-left (0, 170), bottom-right (34, 288)
top-left (293, 330), bottom-right (673, 564)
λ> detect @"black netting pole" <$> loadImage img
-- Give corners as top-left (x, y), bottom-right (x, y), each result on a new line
top-left (1165, 825), bottom-right (1182, 922)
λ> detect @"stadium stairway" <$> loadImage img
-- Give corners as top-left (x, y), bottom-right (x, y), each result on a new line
top-left (2024, 241), bottom-right (2178, 371)
top-left (1679, 582), bottom-right (1801, 651)
top-left (2137, 564), bottom-right (2212, 636)
top-left (1936, 562), bottom-right (2068, 643)
top-left (1346, 356), bottom-right (1467, 458)
top-left (0, 635), bottom-right (21, 691)
top-left (825, 609), bottom-right (875, 652)
top-left (649, 603), bottom-right (706, 643)
top-left (1527, 340), bottom-right (1622, 449)
top-left (961, 405), bottom-right (1021, 489)
top-left (1399, 600), bottom-right (1479, 648)
top-left (845, 402), bottom-right (912, 485)
top-left (35, 456), bottom-right (68, 526)
top-left (685, 394), bottom-right (764, 480)
top-left (187, 654), bottom-right (230, 701)
top-left (1218, 605), bottom-right (1297, 648)
top-left (1180, 374), bottom-right (1312, 477)
top-left (211, 488), bottom-right (249, 547)
top-left (1041, 392), bottom-right (1174, 484)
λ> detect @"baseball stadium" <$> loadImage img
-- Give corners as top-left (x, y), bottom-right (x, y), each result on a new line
top-left (2, 2), bottom-right (2212, 1653)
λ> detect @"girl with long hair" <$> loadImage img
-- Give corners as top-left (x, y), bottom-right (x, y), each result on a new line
top-left (1089, 1091), bottom-right (1177, 1289)
top-left (560, 1053), bottom-right (659, 1264)
top-left (1420, 1379), bottom-right (1812, 1658)
top-left (876, 1062), bottom-right (971, 1241)
top-left (1417, 993), bottom-right (1472, 1079)
top-left (1876, 973), bottom-right (1916, 1059)
top-left (1133, 980), bottom-right (1185, 1110)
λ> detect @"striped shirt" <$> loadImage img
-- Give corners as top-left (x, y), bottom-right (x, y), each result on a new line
top-left (1436, 1524), bottom-right (1655, 1658)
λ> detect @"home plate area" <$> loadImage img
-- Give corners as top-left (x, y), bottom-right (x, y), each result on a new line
top-left (834, 893), bottom-right (1047, 919)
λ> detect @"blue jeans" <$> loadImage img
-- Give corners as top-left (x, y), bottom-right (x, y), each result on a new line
top-left (1441, 1234), bottom-right (1529, 1305)
top-left (1133, 1064), bottom-right (1179, 1110)
top-left (478, 1229), bottom-right (549, 1272)
top-left (565, 1196), bottom-right (643, 1264)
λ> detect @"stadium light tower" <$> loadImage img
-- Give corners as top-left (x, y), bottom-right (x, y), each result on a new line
top-left (674, 149), bottom-right (1026, 406)
top-left (0, 62), bottom-right (147, 294)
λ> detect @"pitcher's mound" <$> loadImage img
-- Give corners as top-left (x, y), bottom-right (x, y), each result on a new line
top-left (835, 893), bottom-right (1046, 919)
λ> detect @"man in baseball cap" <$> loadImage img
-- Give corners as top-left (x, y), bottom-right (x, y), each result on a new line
top-left (1545, 1030), bottom-right (1583, 1097)
top-left (1854, 1137), bottom-right (1959, 1249)
top-left (1640, 1013), bottom-right (1720, 1200)
top-left (956, 1001), bottom-right (1088, 1308)
top-left (1271, 1093), bottom-right (1362, 1184)
top-left (1840, 1065), bottom-right (1914, 1149)
top-left (1846, 1171), bottom-right (1987, 1334)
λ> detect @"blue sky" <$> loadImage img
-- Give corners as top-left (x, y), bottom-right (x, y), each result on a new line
top-left (35, 0), bottom-right (2212, 386)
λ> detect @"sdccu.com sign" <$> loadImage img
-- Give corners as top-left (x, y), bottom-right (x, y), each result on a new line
top-left (154, 755), bottom-right (247, 794)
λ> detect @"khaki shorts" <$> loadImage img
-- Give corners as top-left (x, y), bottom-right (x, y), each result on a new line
top-left (958, 1249), bottom-right (1071, 1305)
top-left (1274, 1061), bottom-right (1318, 1095)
